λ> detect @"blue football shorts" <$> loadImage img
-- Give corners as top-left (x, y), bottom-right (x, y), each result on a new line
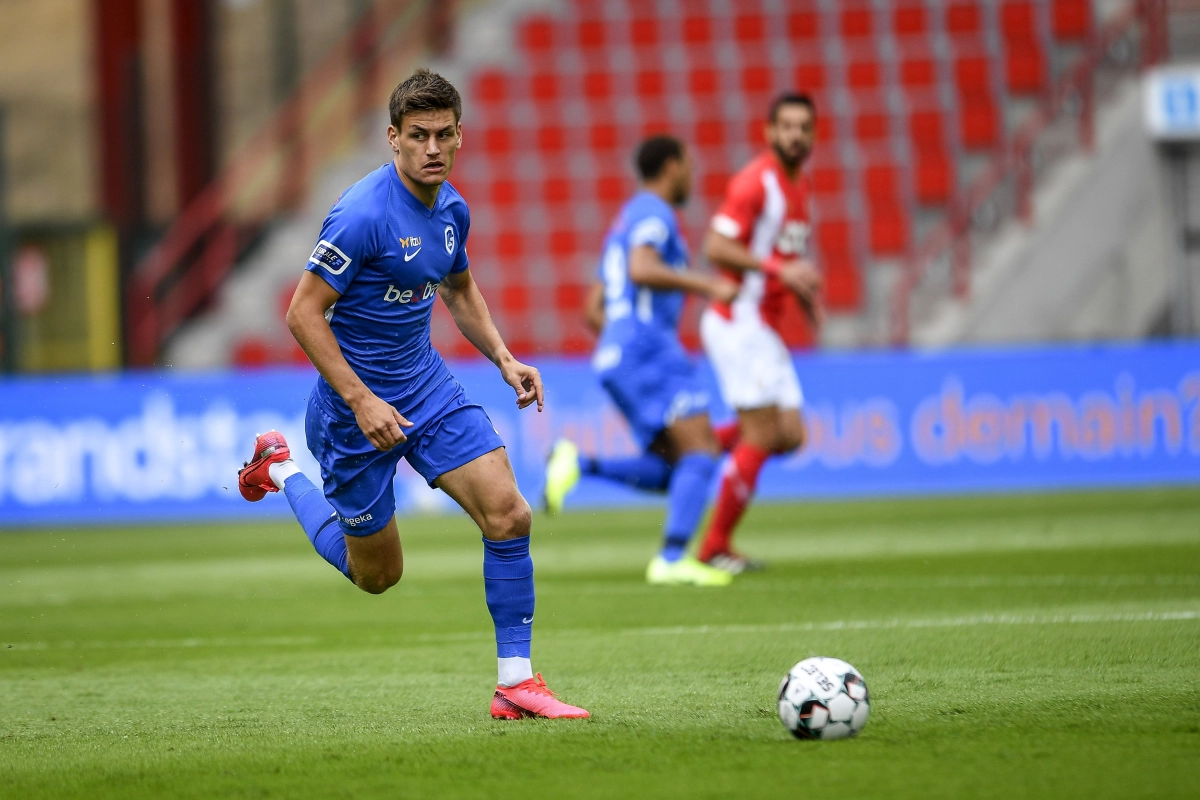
top-left (305, 377), bottom-right (504, 536)
top-left (594, 334), bottom-right (710, 450)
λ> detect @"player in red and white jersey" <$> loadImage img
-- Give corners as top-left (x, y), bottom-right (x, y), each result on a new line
top-left (697, 93), bottom-right (824, 573)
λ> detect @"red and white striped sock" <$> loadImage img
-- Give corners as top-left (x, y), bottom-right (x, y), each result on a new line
top-left (698, 443), bottom-right (770, 562)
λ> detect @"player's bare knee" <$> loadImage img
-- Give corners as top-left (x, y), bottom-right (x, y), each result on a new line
top-left (355, 565), bottom-right (402, 594)
top-left (484, 495), bottom-right (532, 541)
top-left (776, 430), bottom-right (805, 455)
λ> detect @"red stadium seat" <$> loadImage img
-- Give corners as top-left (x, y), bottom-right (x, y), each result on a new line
top-left (959, 99), bottom-right (998, 149)
top-left (519, 16), bottom-right (555, 54)
top-left (892, 3), bottom-right (928, 37)
top-left (840, 5), bottom-right (874, 40)
top-left (554, 282), bottom-right (587, 310)
top-left (787, 9), bottom-right (820, 42)
top-left (816, 220), bottom-right (853, 257)
top-left (689, 68), bottom-right (720, 96)
top-left (741, 65), bottom-right (774, 97)
top-left (630, 17), bottom-right (659, 48)
top-left (501, 285), bottom-right (531, 313)
top-left (954, 54), bottom-right (992, 99)
top-left (475, 71), bottom-right (508, 105)
top-left (682, 16), bottom-right (712, 46)
top-left (847, 59), bottom-right (882, 93)
top-left (823, 253), bottom-right (863, 310)
top-left (583, 71), bottom-right (613, 101)
top-left (900, 57), bottom-right (937, 91)
top-left (702, 171), bottom-right (731, 201)
top-left (915, 152), bottom-right (954, 205)
top-left (945, 3), bottom-right (982, 35)
top-left (589, 123), bottom-right (620, 151)
top-left (854, 110), bottom-right (890, 143)
top-left (496, 233), bottom-right (523, 260)
top-left (576, 18), bottom-right (606, 50)
top-left (636, 70), bottom-right (665, 98)
top-left (537, 125), bottom-right (565, 152)
top-left (869, 204), bottom-right (910, 255)
top-left (735, 13), bottom-right (766, 45)
top-left (483, 126), bottom-right (513, 155)
top-left (863, 164), bottom-right (900, 203)
top-left (809, 163), bottom-right (845, 197)
top-left (742, 118), bottom-right (766, 147)
top-left (815, 113), bottom-right (837, 144)
top-left (595, 175), bottom-right (630, 204)
top-left (232, 337), bottom-right (271, 368)
top-left (1053, 0), bottom-right (1091, 40)
top-left (530, 72), bottom-right (559, 102)
top-left (694, 119), bottom-right (726, 149)
top-left (542, 177), bottom-right (571, 205)
top-left (1001, 1), bottom-right (1038, 41)
top-left (794, 61), bottom-right (827, 95)
top-left (549, 229), bottom-right (576, 257)
top-left (908, 109), bottom-right (947, 150)
top-left (1005, 41), bottom-right (1046, 94)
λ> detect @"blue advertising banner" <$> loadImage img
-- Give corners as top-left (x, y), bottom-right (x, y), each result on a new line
top-left (0, 342), bottom-right (1197, 526)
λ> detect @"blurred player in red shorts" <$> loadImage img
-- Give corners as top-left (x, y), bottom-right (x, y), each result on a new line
top-left (697, 94), bottom-right (824, 573)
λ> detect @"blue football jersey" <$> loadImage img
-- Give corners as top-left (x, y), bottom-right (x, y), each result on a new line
top-left (305, 163), bottom-right (470, 415)
top-left (596, 191), bottom-right (690, 343)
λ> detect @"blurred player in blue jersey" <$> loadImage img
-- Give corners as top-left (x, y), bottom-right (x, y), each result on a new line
top-left (543, 136), bottom-right (738, 587)
top-left (235, 69), bottom-right (587, 720)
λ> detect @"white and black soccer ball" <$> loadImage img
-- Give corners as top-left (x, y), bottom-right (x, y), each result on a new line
top-left (777, 657), bottom-right (870, 740)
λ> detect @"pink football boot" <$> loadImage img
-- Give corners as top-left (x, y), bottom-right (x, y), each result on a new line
top-left (491, 673), bottom-right (590, 720)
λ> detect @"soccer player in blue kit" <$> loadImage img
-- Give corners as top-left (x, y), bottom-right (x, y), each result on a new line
top-left (543, 136), bottom-right (738, 587)
top-left (235, 69), bottom-right (588, 720)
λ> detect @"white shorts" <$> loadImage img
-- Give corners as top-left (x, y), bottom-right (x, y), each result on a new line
top-left (700, 307), bottom-right (804, 410)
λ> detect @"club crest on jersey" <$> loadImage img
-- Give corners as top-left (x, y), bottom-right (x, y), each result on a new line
top-left (309, 240), bottom-right (352, 275)
top-left (444, 225), bottom-right (456, 255)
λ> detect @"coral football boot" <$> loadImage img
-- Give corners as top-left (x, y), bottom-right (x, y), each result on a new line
top-left (491, 673), bottom-right (590, 720)
top-left (237, 430), bottom-right (292, 501)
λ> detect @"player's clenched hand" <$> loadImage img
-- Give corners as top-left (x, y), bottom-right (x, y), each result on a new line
top-left (779, 259), bottom-right (825, 332)
top-left (778, 259), bottom-right (823, 299)
top-left (351, 393), bottom-right (413, 451)
top-left (500, 357), bottom-right (545, 412)
top-left (707, 277), bottom-right (740, 306)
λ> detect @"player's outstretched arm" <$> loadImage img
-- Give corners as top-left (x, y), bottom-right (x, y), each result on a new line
top-left (438, 269), bottom-right (544, 411)
top-left (628, 245), bottom-right (737, 304)
top-left (584, 280), bottom-right (605, 335)
top-left (287, 272), bottom-right (414, 450)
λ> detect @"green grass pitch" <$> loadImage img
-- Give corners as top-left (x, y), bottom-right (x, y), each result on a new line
top-left (1, 488), bottom-right (1198, 798)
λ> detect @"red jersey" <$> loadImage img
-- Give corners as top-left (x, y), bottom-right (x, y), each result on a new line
top-left (709, 151), bottom-right (812, 333)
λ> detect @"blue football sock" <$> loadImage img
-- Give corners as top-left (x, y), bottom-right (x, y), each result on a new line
top-left (579, 453), bottom-right (673, 491)
top-left (482, 535), bottom-right (535, 659)
top-left (661, 452), bottom-right (719, 562)
top-left (282, 473), bottom-right (350, 581)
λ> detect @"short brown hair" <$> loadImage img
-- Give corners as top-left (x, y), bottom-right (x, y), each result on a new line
top-left (389, 68), bottom-right (462, 128)
top-left (769, 92), bottom-right (817, 122)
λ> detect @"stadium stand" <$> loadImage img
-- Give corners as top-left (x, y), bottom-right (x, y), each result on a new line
top-left (165, 0), bottom-right (1143, 367)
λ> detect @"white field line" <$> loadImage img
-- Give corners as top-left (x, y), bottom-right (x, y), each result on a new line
top-left (4, 611), bottom-right (1196, 653)
top-left (1, 636), bottom-right (316, 652)
top-left (625, 610), bottom-right (1200, 638)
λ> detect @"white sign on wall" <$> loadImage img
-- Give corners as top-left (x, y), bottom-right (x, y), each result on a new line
top-left (1145, 67), bottom-right (1200, 141)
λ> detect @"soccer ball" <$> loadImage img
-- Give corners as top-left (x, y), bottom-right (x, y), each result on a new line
top-left (777, 657), bottom-right (870, 740)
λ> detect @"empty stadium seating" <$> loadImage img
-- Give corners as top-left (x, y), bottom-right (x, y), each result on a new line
top-left (230, 0), bottom-right (1097, 364)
